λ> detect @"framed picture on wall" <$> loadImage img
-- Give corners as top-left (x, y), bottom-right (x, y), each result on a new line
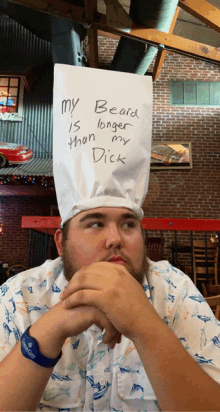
top-left (150, 142), bottom-right (192, 169)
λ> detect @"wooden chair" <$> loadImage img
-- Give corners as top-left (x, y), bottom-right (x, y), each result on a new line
top-left (146, 237), bottom-right (164, 261)
top-left (204, 295), bottom-right (220, 320)
top-left (193, 241), bottom-right (219, 287)
top-left (201, 283), bottom-right (220, 297)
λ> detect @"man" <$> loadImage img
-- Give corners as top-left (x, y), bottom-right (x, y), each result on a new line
top-left (0, 206), bottom-right (220, 411)
top-left (0, 65), bottom-right (220, 411)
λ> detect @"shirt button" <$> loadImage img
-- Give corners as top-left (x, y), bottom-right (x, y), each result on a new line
top-left (100, 377), bottom-right (106, 386)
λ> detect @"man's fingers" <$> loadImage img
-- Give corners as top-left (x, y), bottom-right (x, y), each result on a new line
top-left (102, 328), bottom-right (117, 344)
top-left (107, 332), bottom-right (122, 349)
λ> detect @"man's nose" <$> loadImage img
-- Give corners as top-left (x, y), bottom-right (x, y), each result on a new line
top-left (105, 224), bottom-right (122, 249)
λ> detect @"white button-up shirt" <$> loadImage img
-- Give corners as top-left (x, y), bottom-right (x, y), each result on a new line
top-left (0, 257), bottom-right (220, 411)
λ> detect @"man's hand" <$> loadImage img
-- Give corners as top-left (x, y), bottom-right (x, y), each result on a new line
top-left (60, 261), bottom-right (154, 342)
top-left (29, 300), bottom-right (122, 359)
top-left (57, 302), bottom-right (122, 348)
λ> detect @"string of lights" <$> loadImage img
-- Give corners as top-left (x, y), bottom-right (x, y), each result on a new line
top-left (0, 175), bottom-right (55, 187)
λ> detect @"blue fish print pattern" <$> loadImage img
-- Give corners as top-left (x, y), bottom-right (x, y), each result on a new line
top-left (51, 283), bottom-right (61, 293)
top-left (200, 328), bottom-right (207, 349)
top-left (5, 307), bottom-right (11, 323)
top-left (67, 362), bottom-right (76, 371)
top-left (211, 336), bottom-right (220, 348)
top-left (43, 387), bottom-right (70, 401)
top-left (79, 368), bottom-right (87, 379)
top-left (39, 279), bottom-right (47, 287)
top-left (53, 263), bottom-right (63, 279)
top-left (26, 305), bottom-right (42, 313)
top-left (120, 367), bottom-right (140, 373)
top-left (165, 294), bottom-right (175, 303)
top-left (113, 354), bottom-right (124, 367)
top-left (28, 286), bottom-right (33, 294)
top-left (13, 326), bottom-right (21, 342)
top-left (9, 297), bottom-right (16, 313)
top-left (93, 381), bottom-right (112, 400)
top-left (172, 312), bottom-right (180, 325)
top-left (15, 290), bottom-right (23, 297)
top-left (194, 353), bottom-right (214, 364)
top-left (22, 277), bottom-right (35, 284)
top-left (0, 284), bottom-right (9, 297)
top-left (189, 294), bottom-right (205, 303)
top-left (181, 287), bottom-right (188, 302)
top-left (130, 383), bottom-right (144, 394)
top-left (192, 305), bottom-right (199, 318)
top-left (142, 285), bottom-right (154, 292)
top-left (89, 402), bottom-right (94, 411)
top-left (88, 350), bottom-right (105, 364)
top-left (3, 322), bottom-right (12, 344)
top-left (104, 366), bottom-right (111, 372)
top-left (197, 315), bottom-right (211, 323)
top-left (163, 316), bottom-right (169, 325)
top-left (51, 372), bottom-right (72, 381)
top-left (163, 277), bottom-right (177, 288)
top-left (170, 265), bottom-right (179, 273)
top-left (86, 375), bottom-right (95, 387)
top-left (72, 339), bottom-right (80, 349)
top-left (179, 337), bottom-right (186, 342)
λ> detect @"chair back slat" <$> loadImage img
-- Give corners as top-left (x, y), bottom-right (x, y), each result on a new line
top-left (205, 295), bottom-right (220, 320)
top-left (146, 237), bottom-right (163, 261)
top-left (193, 241), bottom-right (219, 286)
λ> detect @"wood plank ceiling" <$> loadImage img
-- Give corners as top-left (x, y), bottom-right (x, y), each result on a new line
top-left (6, 0), bottom-right (220, 80)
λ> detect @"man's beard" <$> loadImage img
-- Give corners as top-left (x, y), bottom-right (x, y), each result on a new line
top-left (61, 242), bottom-right (149, 286)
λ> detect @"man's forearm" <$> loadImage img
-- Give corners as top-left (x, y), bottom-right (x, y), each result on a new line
top-left (0, 340), bottom-right (55, 411)
top-left (0, 309), bottom-right (66, 411)
top-left (133, 317), bottom-right (220, 411)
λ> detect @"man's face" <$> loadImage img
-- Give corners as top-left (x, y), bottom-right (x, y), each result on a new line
top-left (55, 207), bottom-right (149, 285)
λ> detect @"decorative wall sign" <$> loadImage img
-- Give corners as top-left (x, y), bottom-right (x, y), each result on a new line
top-left (150, 142), bottom-right (192, 169)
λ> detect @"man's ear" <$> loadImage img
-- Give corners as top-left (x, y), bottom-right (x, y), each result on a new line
top-left (54, 229), bottom-right (63, 257)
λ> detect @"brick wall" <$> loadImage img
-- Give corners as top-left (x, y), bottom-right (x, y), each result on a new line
top-left (0, 196), bottom-right (57, 269)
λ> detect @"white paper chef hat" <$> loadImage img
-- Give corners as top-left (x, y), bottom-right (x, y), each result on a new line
top-left (53, 64), bottom-right (152, 228)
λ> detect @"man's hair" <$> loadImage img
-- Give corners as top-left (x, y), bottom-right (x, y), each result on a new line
top-left (60, 219), bottom-right (72, 249)
top-left (60, 218), bottom-right (146, 247)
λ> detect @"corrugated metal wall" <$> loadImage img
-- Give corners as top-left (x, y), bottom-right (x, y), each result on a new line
top-left (0, 15), bottom-right (53, 158)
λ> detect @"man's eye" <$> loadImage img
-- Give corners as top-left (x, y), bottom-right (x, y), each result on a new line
top-left (87, 222), bottom-right (103, 228)
top-left (124, 221), bottom-right (135, 228)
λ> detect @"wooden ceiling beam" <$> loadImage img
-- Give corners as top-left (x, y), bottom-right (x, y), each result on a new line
top-left (84, 0), bottom-right (99, 68)
top-left (153, 6), bottom-right (180, 81)
top-left (97, 19), bottom-right (220, 65)
top-left (7, 0), bottom-right (220, 65)
top-left (97, 30), bottom-right (120, 40)
top-left (178, 0), bottom-right (220, 34)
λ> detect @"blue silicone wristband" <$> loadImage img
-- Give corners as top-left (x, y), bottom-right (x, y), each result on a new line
top-left (21, 326), bottom-right (62, 368)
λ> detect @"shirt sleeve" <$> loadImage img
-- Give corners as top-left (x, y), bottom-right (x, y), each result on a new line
top-left (169, 266), bottom-right (220, 384)
top-left (0, 281), bottom-right (22, 362)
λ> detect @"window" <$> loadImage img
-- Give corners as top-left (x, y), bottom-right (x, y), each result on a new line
top-left (0, 76), bottom-right (24, 121)
top-left (170, 81), bottom-right (220, 106)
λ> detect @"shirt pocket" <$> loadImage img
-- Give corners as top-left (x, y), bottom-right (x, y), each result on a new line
top-left (110, 371), bottom-right (158, 411)
top-left (40, 378), bottom-right (85, 410)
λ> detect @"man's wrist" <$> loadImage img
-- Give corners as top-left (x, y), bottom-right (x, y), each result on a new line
top-left (29, 320), bottom-right (65, 359)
